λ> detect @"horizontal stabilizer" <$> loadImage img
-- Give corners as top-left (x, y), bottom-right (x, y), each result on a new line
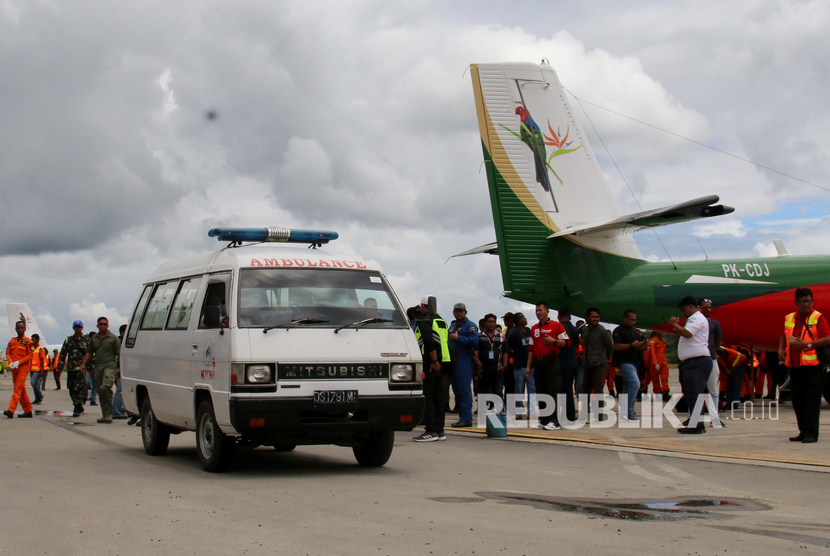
top-left (547, 195), bottom-right (734, 238)
top-left (450, 242), bottom-right (499, 258)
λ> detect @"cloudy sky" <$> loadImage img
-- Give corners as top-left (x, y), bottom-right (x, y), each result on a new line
top-left (2, 0), bottom-right (829, 344)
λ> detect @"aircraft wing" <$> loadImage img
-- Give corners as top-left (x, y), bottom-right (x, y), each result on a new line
top-left (547, 195), bottom-right (734, 238)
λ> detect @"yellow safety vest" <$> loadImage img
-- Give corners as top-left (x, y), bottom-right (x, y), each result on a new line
top-left (415, 317), bottom-right (451, 362)
top-left (784, 310), bottom-right (823, 367)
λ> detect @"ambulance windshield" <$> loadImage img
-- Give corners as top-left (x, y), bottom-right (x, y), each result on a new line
top-left (238, 268), bottom-right (407, 328)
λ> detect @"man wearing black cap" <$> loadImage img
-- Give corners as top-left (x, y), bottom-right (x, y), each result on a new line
top-left (669, 296), bottom-right (711, 434)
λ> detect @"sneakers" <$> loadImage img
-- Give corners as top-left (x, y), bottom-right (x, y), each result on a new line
top-left (18, 412), bottom-right (33, 418)
top-left (543, 422), bottom-right (560, 431)
top-left (413, 432), bottom-right (440, 442)
top-left (532, 423), bottom-right (545, 429)
top-left (3, 410), bottom-right (13, 419)
top-left (437, 433), bottom-right (447, 441)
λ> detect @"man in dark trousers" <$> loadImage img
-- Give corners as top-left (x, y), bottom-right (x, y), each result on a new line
top-left (778, 287), bottom-right (830, 443)
top-left (413, 296), bottom-right (451, 442)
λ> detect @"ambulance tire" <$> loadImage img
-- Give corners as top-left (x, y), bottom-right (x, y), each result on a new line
top-left (196, 399), bottom-right (234, 473)
top-left (141, 397), bottom-right (170, 456)
top-left (352, 429), bottom-right (394, 467)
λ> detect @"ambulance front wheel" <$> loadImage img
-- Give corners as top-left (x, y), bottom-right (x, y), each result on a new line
top-left (196, 399), bottom-right (235, 473)
top-left (352, 429), bottom-right (394, 467)
top-left (141, 396), bottom-right (170, 456)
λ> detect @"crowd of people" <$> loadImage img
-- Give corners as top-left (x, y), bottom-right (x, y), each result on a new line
top-left (3, 318), bottom-right (138, 425)
top-left (410, 288), bottom-right (828, 443)
top-left (4, 287), bottom-right (827, 446)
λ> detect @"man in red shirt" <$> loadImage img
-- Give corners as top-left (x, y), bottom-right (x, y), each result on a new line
top-left (778, 287), bottom-right (830, 443)
top-left (526, 302), bottom-right (570, 431)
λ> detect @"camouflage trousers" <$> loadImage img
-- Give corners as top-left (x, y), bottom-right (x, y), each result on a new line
top-left (66, 371), bottom-right (85, 405)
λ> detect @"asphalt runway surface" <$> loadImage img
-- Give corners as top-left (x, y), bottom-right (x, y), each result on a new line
top-left (2, 378), bottom-right (830, 555)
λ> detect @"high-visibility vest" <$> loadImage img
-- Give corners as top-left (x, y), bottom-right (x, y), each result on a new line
top-left (717, 347), bottom-right (746, 372)
top-left (415, 317), bottom-right (451, 362)
top-left (784, 310), bottom-right (823, 367)
top-left (30, 346), bottom-right (45, 372)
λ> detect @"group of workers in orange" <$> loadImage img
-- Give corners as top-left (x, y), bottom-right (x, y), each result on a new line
top-left (595, 329), bottom-right (775, 409)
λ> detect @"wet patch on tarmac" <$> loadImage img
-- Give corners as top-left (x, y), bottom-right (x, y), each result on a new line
top-left (473, 492), bottom-right (771, 522)
top-left (429, 497), bottom-right (485, 504)
top-left (35, 409), bottom-right (94, 426)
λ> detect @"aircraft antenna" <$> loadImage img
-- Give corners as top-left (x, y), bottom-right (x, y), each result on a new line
top-left (569, 90), bottom-right (678, 270)
top-left (696, 239), bottom-right (710, 261)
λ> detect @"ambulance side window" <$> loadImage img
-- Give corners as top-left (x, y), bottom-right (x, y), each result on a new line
top-left (199, 274), bottom-right (230, 329)
top-left (166, 276), bottom-right (202, 330)
top-left (125, 285), bottom-right (153, 349)
top-left (140, 281), bottom-right (179, 330)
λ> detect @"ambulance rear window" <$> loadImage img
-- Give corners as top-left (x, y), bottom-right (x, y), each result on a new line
top-left (238, 268), bottom-right (406, 328)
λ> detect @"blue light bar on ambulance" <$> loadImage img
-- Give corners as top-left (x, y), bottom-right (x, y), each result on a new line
top-left (208, 227), bottom-right (338, 244)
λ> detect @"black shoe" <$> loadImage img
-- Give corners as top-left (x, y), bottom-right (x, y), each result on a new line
top-left (451, 421), bottom-right (472, 428)
top-left (32, 398), bottom-right (42, 405)
top-left (678, 426), bottom-right (706, 434)
top-left (127, 415), bottom-right (140, 426)
top-left (90, 400), bottom-right (98, 406)
top-left (3, 410), bottom-right (13, 419)
top-left (72, 406), bottom-right (82, 417)
top-left (18, 412), bottom-right (33, 418)
top-left (97, 417), bottom-right (112, 424)
top-left (113, 415), bottom-right (128, 420)
top-left (802, 437), bottom-right (818, 444)
top-left (789, 434), bottom-right (804, 442)
top-left (662, 391), bottom-right (672, 402)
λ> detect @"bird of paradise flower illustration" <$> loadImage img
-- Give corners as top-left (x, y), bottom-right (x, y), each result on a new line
top-left (500, 105), bottom-right (582, 188)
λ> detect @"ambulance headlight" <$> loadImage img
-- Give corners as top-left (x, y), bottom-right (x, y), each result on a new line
top-left (246, 364), bottom-right (273, 384)
top-left (390, 364), bottom-right (415, 382)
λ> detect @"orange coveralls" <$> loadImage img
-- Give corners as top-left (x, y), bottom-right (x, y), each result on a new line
top-left (643, 336), bottom-right (669, 393)
top-left (6, 335), bottom-right (34, 413)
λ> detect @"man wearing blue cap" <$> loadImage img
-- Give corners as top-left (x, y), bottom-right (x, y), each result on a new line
top-left (58, 320), bottom-right (90, 417)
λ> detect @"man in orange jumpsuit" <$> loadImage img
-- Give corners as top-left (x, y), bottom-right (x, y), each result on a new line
top-left (643, 331), bottom-right (670, 398)
top-left (4, 320), bottom-right (34, 418)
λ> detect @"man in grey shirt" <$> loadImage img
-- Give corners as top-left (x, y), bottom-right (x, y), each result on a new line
top-left (81, 317), bottom-right (122, 424)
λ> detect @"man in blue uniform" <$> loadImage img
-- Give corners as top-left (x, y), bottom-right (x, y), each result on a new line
top-left (448, 302), bottom-right (479, 428)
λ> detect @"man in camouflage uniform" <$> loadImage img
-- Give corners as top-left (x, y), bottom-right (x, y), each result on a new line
top-left (58, 320), bottom-right (90, 417)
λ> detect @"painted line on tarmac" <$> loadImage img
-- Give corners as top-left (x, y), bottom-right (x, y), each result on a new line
top-left (449, 427), bottom-right (830, 472)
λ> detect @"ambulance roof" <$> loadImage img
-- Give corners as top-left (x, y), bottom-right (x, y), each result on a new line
top-left (145, 243), bottom-right (376, 284)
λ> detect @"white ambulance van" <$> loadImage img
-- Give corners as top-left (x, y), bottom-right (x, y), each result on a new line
top-left (121, 227), bottom-right (424, 472)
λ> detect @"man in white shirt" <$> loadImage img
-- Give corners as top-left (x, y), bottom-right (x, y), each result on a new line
top-left (668, 295), bottom-right (711, 434)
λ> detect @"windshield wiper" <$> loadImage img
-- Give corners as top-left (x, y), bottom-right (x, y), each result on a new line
top-left (334, 317), bottom-right (392, 334)
top-left (263, 318), bottom-right (330, 333)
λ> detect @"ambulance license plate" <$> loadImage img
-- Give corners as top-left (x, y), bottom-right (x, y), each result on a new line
top-left (313, 390), bottom-right (358, 407)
